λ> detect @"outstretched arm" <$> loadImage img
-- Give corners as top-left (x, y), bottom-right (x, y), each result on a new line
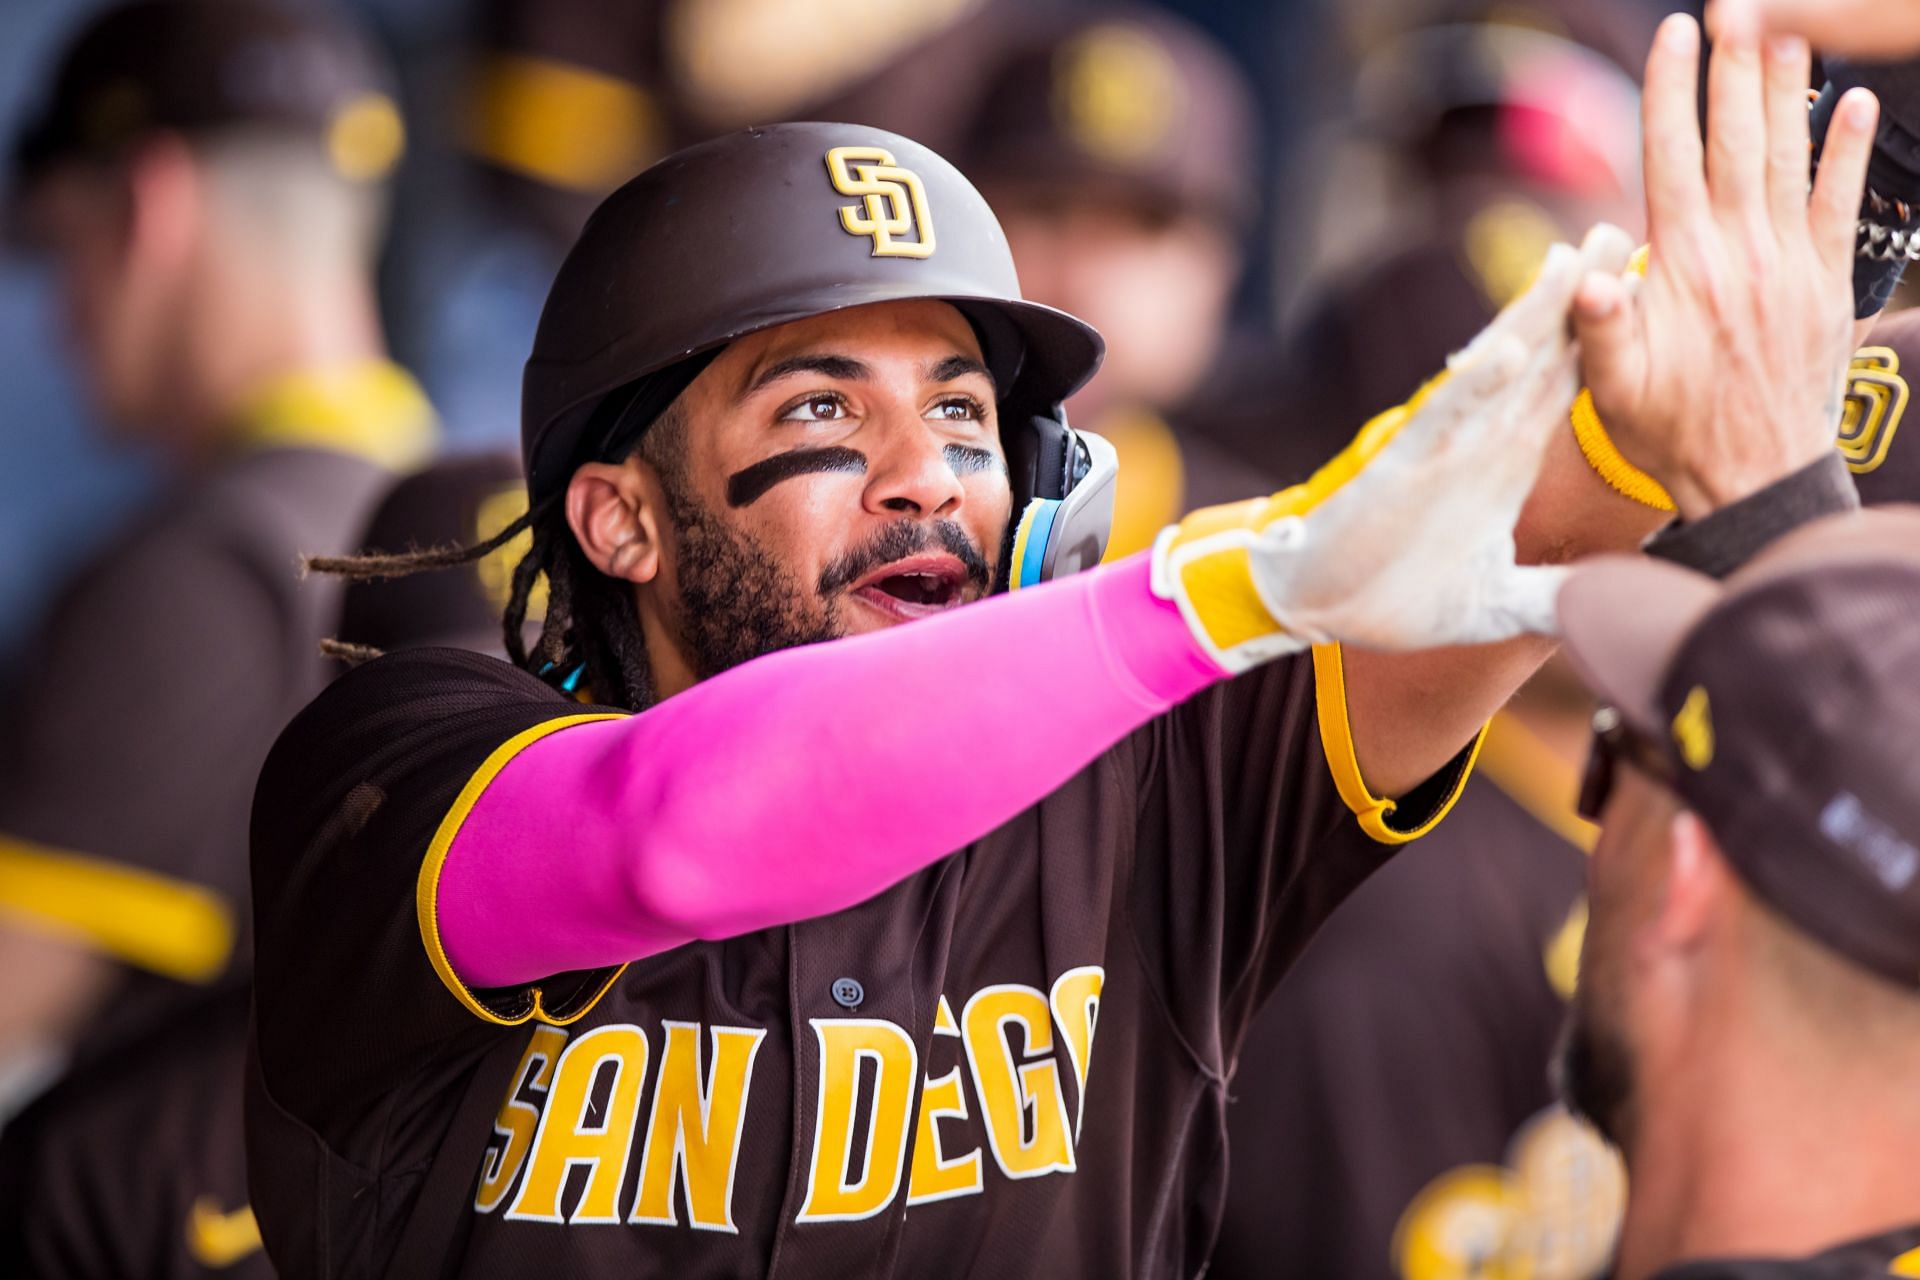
top-left (1340, 10), bottom-right (1881, 802)
top-left (437, 552), bottom-right (1224, 988)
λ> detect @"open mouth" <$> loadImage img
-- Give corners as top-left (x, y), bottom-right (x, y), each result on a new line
top-left (849, 554), bottom-right (971, 622)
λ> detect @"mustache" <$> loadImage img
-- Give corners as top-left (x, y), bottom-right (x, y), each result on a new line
top-left (817, 519), bottom-right (993, 596)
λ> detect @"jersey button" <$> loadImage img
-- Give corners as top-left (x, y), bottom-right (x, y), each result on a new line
top-left (830, 977), bottom-right (865, 1009)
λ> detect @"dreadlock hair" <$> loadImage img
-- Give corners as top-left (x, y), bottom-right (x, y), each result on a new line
top-left (308, 404), bottom-right (691, 712)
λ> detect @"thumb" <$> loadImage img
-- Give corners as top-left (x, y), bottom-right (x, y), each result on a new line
top-left (1477, 563), bottom-right (1574, 641)
top-left (1572, 270), bottom-right (1646, 419)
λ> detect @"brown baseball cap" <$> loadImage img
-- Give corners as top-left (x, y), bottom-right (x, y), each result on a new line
top-left (1848, 307), bottom-right (1920, 506)
top-left (953, 7), bottom-right (1259, 229)
top-left (336, 453), bottom-right (529, 659)
top-left (11, 0), bottom-right (403, 191)
top-left (1558, 508), bottom-right (1920, 988)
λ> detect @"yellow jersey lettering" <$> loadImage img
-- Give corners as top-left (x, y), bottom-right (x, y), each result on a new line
top-left (962, 984), bottom-right (1076, 1180)
top-left (1047, 965), bottom-right (1103, 1141)
top-left (907, 993), bottom-right (983, 1206)
top-left (630, 1021), bottom-right (767, 1232)
top-left (504, 1024), bottom-right (650, 1224)
top-left (476, 1024), bottom-right (569, 1212)
top-left (795, 1018), bottom-right (919, 1222)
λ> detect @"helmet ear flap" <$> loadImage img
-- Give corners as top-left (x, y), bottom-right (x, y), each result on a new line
top-left (1001, 405), bottom-right (1118, 591)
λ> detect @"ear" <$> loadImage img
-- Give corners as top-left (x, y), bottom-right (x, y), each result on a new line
top-left (565, 457), bottom-right (665, 584)
top-left (1656, 810), bottom-right (1736, 952)
top-left (122, 135), bottom-right (202, 274)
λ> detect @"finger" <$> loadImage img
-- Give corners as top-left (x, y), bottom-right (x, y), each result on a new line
top-left (1642, 15), bottom-right (1712, 247)
top-left (1705, 0), bottom-right (1768, 222)
top-left (1761, 31), bottom-right (1813, 230)
top-left (1576, 222), bottom-right (1636, 281)
top-left (1571, 271), bottom-right (1647, 419)
top-left (1809, 87), bottom-right (1878, 269)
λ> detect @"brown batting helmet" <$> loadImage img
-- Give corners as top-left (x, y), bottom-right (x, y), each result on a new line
top-left (521, 121), bottom-right (1110, 576)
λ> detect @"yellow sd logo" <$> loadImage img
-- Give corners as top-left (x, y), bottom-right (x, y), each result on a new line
top-left (1840, 346), bottom-right (1908, 476)
top-left (825, 145), bottom-right (936, 259)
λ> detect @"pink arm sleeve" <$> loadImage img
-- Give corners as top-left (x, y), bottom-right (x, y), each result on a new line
top-left (438, 551), bottom-right (1225, 988)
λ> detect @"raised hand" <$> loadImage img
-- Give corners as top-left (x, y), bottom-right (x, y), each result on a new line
top-left (1724, 0), bottom-right (1920, 60)
top-left (1573, 8), bottom-right (1880, 520)
top-left (1152, 224), bottom-right (1633, 668)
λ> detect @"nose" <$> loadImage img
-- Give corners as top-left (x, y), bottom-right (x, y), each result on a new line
top-left (862, 412), bottom-right (964, 518)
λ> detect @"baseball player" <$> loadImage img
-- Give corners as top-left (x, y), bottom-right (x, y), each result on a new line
top-left (1556, 506), bottom-right (1920, 1280)
top-left (245, 14), bottom-right (1880, 1278)
top-left (0, 0), bottom-right (429, 1104)
top-left (0, 453), bottom-right (531, 1280)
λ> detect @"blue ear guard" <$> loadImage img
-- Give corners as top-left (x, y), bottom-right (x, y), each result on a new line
top-left (1007, 418), bottom-right (1118, 590)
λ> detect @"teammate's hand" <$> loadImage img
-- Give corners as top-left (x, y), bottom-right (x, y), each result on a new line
top-left (1152, 225), bottom-right (1633, 667)
top-left (1720, 0), bottom-right (1920, 60)
top-left (1573, 9), bottom-right (1880, 521)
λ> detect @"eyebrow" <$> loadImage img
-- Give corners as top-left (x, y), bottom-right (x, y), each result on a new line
top-left (925, 354), bottom-right (992, 385)
top-left (738, 353), bottom-right (871, 403)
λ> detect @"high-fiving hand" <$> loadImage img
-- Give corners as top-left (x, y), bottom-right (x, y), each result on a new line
top-left (1573, 7), bottom-right (1880, 520)
top-left (1153, 225), bottom-right (1631, 668)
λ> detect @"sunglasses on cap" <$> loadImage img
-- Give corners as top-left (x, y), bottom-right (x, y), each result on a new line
top-left (1577, 705), bottom-right (1678, 822)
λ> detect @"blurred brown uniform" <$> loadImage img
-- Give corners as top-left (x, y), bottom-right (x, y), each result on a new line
top-left (0, 0), bottom-right (432, 1059)
top-left (0, 456), bottom-right (525, 1279)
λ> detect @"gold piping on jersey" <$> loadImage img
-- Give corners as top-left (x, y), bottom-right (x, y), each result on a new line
top-left (416, 713), bottom-right (628, 1027)
top-left (229, 358), bottom-right (438, 471)
top-left (0, 835), bottom-right (233, 982)
top-left (1311, 642), bottom-right (1488, 844)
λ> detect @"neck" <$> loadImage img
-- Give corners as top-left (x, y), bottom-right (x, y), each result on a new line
top-left (1615, 1005), bottom-right (1920, 1277)
top-left (171, 256), bottom-right (386, 466)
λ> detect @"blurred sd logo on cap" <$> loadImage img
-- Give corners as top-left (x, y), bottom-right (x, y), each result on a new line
top-left (1840, 346), bottom-right (1908, 476)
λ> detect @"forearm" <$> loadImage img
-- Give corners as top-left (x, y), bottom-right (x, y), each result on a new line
top-left (439, 552), bottom-right (1223, 987)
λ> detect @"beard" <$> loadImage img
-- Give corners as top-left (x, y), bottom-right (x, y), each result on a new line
top-left (1554, 973), bottom-right (1639, 1153)
top-left (661, 474), bottom-right (992, 682)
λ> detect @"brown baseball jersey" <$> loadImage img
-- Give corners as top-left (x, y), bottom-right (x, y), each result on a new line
top-left (1210, 715), bottom-right (1622, 1280)
top-left (0, 361), bottom-right (433, 1055)
top-left (1648, 1225), bottom-right (1920, 1278)
top-left (0, 987), bottom-right (267, 1279)
top-left (246, 638), bottom-right (1474, 1278)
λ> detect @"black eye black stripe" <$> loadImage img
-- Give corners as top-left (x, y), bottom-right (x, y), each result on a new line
top-left (943, 443), bottom-right (1005, 476)
top-left (726, 447), bottom-right (869, 507)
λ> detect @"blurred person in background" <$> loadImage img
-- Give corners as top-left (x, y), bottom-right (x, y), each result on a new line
top-left (0, 0), bottom-right (431, 1116)
top-left (953, 6), bottom-right (1269, 558)
top-left (1201, 0), bottom-right (1651, 479)
top-left (391, 0), bottom-right (1051, 448)
top-left (0, 452), bottom-right (524, 1279)
top-left (1555, 504), bottom-right (1920, 1279)
top-left (0, 0), bottom-right (155, 670)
